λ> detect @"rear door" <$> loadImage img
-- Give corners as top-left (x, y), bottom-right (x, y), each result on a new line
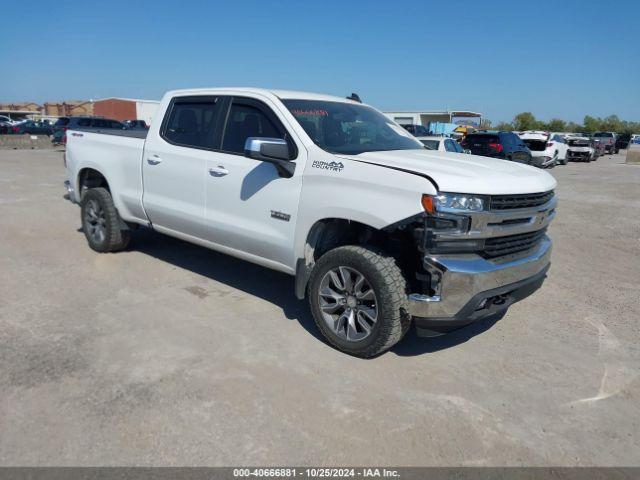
top-left (203, 96), bottom-right (305, 268)
top-left (142, 95), bottom-right (225, 239)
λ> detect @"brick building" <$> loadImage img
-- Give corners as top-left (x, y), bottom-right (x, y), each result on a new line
top-left (93, 98), bottom-right (159, 125)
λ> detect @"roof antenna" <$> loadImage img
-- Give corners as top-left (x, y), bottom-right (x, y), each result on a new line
top-left (346, 93), bottom-right (362, 103)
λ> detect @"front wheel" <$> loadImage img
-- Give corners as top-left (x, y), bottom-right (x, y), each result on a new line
top-left (81, 187), bottom-right (130, 252)
top-left (308, 245), bottom-right (410, 358)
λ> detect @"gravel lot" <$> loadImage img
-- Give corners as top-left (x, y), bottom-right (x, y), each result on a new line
top-left (0, 149), bottom-right (638, 466)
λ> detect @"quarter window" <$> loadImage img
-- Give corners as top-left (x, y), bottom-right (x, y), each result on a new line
top-left (162, 97), bottom-right (223, 149)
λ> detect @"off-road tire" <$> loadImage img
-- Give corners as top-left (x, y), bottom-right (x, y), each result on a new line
top-left (308, 245), bottom-right (411, 358)
top-left (81, 187), bottom-right (130, 253)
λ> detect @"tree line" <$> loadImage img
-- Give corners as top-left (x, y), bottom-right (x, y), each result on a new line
top-left (481, 113), bottom-right (640, 134)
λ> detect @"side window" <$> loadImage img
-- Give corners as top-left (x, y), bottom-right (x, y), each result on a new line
top-left (444, 139), bottom-right (456, 152)
top-left (78, 118), bottom-right (91, 127)
top-left (221, 98), bottom-right (289, 155)
top-left (92, 119), bottom-right (108, 128)
top-left (509, 133), bottom-right (522, 148)
top-left (109, 120), bottom-right (123, 129)
top-left (453, 140), bottom-right (464, 153)
top-left (162, 96), bottom-right (223, 149)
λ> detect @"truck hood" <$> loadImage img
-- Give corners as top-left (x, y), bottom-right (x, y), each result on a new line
top-left (337, 150), bottom-right (557, 195)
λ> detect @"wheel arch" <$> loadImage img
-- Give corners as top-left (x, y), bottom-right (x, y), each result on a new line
top-left (77, 167), bottom-right (110, 199)
top-left (295, 218), bottom-right (380, 299)
top-left (294, 216), bottom-right (421, 299)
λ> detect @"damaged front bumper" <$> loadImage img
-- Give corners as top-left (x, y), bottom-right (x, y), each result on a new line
top-left (406, 236), bottom-right (552, 336)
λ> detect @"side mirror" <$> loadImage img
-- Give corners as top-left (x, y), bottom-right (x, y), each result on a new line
top-left (244, 137), bottom-right (295, 178)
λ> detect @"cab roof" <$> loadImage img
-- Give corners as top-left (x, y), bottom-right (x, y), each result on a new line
top-left (164, 87), bottom-right (360, 104)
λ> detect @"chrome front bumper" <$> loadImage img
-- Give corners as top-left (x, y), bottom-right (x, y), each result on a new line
top-left (407, 236), bottom-right (552, 320)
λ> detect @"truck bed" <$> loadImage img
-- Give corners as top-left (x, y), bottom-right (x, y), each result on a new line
top-left (66, 128), bottom-right (148, 224)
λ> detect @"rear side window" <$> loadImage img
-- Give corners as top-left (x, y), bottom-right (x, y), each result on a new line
top-left (162, 96), bottom-right (223, 149)
top-left (221, 99), bottom-right (287, 155)
top-left (501, 133), bottom-right (517, 146)
top-left (77, 118), bottom-right (91, 127)
top-left (55, 118), bottom-right (70, 127)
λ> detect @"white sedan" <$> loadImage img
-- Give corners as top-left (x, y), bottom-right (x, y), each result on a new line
top-left (417, 136), bottom-right (467, 153)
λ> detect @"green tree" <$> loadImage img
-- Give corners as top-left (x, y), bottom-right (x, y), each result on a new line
top-left (513, 112), bottom-right (540, 131)
top-left (545, 118), bottom-right (567, 132)
top-left (495, 121), bottom-right (514, 131)
top-left (583, 115), bottom-right (600, 133)
top-left (565, 122), bottom-right (582, 133)
top-left (479, 118), bottom-right (492, 130)
top-left (601, 115), bottom-right (622, 132)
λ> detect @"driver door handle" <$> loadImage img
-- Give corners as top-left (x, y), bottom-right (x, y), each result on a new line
top-left (209, 165), bottom-right (229, 177)
top-left (147, 155), bottom-right (162, 165)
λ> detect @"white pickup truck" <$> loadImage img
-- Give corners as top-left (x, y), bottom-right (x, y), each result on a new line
top-left (64, 88), bottom-right (557, 357)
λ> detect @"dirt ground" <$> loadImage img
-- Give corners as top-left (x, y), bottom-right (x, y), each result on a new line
top-left (0, 149), bottom-right (638, 466)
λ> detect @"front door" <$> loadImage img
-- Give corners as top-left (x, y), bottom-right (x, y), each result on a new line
top-left (204, 96), bottom-right (304, 269)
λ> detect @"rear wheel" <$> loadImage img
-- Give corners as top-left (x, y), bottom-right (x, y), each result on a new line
top-left (308, 245), bottom-right (410, 358)
top-left (81, 187), bottom-right (130, 252)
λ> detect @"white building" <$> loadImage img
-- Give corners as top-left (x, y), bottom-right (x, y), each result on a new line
top-left (385, 110), bottom-right (483, 128)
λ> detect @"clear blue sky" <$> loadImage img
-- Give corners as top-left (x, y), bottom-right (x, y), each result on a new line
top-left (1, 0), bottom-right (638, 123)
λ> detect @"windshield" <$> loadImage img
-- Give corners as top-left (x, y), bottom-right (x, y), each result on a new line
top-left (420, 139), bottom-right (439, 150)
top-left (283, 100), bottom-right (423, 155)
top-left (593, 132), bottom-right (613, 137)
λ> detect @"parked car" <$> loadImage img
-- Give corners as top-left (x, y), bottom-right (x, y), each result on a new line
top-left (0, 118), bottom-right (12, 134)
top-left (402, 124), bottom-right (431, 136)
top-left (461, 131), bottom-right (533, 165)
top-left (616, 133), bottom-right (631, 150)
top-left (52, 116), bottom-right (126, 145)
top-left (123, 120), bottom-right (149, 130)
top-left (63, 87), bottom-right (557, 357)
top-left (632, 134), bottom-right (640, 144)
top-left (10, 120), bottom-right (54, 135)
top-left (0, 115), bottom-right (17, 126)
top-left (517, 131), bottom-right (567, 168)
top-left (417, 135), bottom-right (468, 153)
top-left (566, 135), bottom-right (595, 162)
top-left (592, 132), bottom-right (618, 154)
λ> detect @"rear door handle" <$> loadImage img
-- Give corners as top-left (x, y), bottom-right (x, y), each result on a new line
top-left (147, 155), bottom-right (162, 165)
top-left (209, 166), bottom-right (229, 177)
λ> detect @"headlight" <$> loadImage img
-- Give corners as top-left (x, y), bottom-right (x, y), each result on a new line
top-left (435, 193), bottom-right (485, 212)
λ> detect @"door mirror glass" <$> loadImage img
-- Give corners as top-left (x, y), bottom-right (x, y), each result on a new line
top-left (244, 137), bottom-right (295, 178)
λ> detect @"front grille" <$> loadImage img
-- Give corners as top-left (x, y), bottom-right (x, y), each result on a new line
top-left (483, 229), bottom-right (547, 258)
top-left (490, 191), bottom-right (554, 210)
